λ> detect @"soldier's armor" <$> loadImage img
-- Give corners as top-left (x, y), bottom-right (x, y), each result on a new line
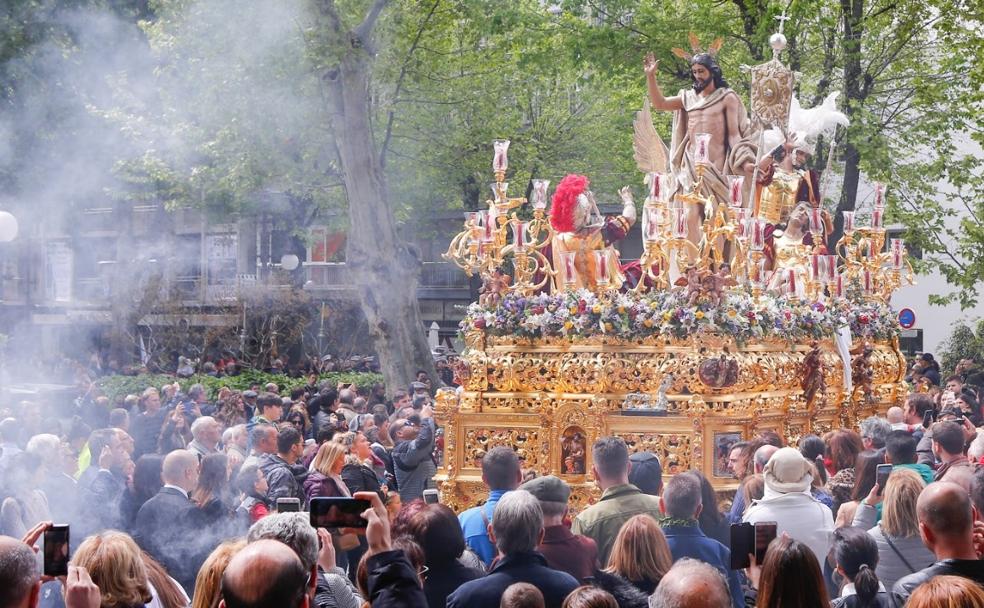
top-left (759, 167), bottom-right (801, 224)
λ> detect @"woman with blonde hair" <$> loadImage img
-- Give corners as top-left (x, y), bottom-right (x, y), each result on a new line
top-left (191, 539), bottom-right (246, 608)
top-left (304, 440), bottom-right (355, 571)
top-left (605, 514), bottom-right (672, 594)
top-left (71, 531), bottom-right (154, 608)
top-left (850, 467), bottom-right (935, 589)
top-left (906, 575), bottom-right (984, 608)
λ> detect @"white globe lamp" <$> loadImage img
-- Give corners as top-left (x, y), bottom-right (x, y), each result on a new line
top-left (0, 211), bottom-right (18, 242)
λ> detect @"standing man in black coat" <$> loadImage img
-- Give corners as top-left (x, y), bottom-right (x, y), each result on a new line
top-left (134, 449), bottom-right (205, 593)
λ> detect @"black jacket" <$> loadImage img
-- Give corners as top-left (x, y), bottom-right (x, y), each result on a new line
top-left (832, 592), bottom-right (894, 608)
top-left (891, 559), bottom-right (984, 606)
top-left (340, 462), bottom-right (383, 499)
top-left (587, 569), bottom-right (650, 608)
top-left (133, 487), bottom-right (207, 593)
top-left (365, 550), bottom-right (428, 608)
top-left (447, 551), bottom-right (579, 608)
top-left (130, 410), bottom-right (166, 458)
top-left (423, 559), bottom-right (484, 608)
top-left (259, 453), bottom-right (308, 505)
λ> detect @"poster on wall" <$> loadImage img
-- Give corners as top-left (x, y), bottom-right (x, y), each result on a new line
top-left (45, 241), bottom-right (74, 302)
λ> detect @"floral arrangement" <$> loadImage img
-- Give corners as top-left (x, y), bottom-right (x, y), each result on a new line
top-left (461, 288), bottom-right (900, 345)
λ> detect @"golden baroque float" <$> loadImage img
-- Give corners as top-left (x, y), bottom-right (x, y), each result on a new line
top-left (434, 330), bottom-right (905, 512)
top-left (435, 25), bottom-right (912, 510)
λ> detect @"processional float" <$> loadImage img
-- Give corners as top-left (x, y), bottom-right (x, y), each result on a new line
top-left (435, 23), bottom-right (913, 510)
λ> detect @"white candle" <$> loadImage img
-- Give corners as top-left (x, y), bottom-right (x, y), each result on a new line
top-left (672, 208), bottom-right (688, 239)
top-left (871, 209), bottom-right (884, 230)
top-left (481, 209), bottom-right (495, 242)
top-left (727, 175), bottom-right (744, 207)
top-left (648, 172), bottom-right (668, 202)
top-left (749, 219), bottom-right (767, 251)
top-left (531, 179), bottom-right (550, 210)
top-left (493, 139), bottom-right (510, 172)
top-left (810, 255), bottom-right (822, 281)
top-left (842, 211), bottom-right (855, 234)
top-left (874, 183), bottom-right (886, 210)
top-left (694, 133), bottom-right (712, 165)
top-left (561, 252), bottom-right (577, 286)
top-left (734, 208), bottom-right (749, 238)
top-left (594, 250), bottom-right (610, 286)
top-left (808, 208), bottom-right (823, 235)
top-left (644, 206), bottom-right (661, 242)
top-left (512, 221), bottom-right (528, 251)
top-left (890, 238), bottom-right (904, 269)
top-left (824, 255), bottom-right (838, 282)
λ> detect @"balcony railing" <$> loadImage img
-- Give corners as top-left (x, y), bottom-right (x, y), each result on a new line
top-left (304, 262), bottom-right (468, 291)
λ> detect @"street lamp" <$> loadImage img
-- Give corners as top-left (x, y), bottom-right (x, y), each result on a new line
top-left (0, 211), bottom-right (18, 242)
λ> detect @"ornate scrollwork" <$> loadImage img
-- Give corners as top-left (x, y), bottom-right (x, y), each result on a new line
top-left (433, 334), bottom-right (905, 510)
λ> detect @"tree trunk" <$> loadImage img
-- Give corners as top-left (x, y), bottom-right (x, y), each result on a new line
top-left (317, 2), bottom-right (438, 394)
top-left (828, 0), bottom-right (865, 251)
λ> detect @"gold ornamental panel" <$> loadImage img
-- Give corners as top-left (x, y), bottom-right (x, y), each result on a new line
top-left (437, 335), bottom-right (905, 508)
top-left (462, 423), bottom-right (547, 472)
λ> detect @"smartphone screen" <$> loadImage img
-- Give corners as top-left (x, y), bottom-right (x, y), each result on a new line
top-left (277, 498), bottom-right (300, 513)
top-left (875, 464), bottom-right (892, 494)
top-left (309, 497), bottom-right (370, 529)
top-left (923, 409), bottom-right (934, 429)
top-left (729, 522), bottom-right (754, 569)
top-left (754, 522), bottom-right (777, 564)
top-left (423, 489), bottom-right (439, 505)
top-left (44, 525), bottom-right (70, 577)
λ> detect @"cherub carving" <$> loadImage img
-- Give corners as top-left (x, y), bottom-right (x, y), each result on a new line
top-left (478, 269), bottom-right (511, 308)
top-left (702, 264), bottom-right (737, 308)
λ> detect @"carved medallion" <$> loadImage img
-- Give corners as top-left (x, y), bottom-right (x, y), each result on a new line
top-left (698, 355), bottom-right (739, 388)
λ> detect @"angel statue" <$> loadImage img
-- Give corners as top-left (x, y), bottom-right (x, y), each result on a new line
top-left (640, 35), bottom-right (759, 247)
top-left (548, 174), bottom-right (636, 290)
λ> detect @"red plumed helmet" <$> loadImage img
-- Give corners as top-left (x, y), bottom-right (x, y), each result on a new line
top-left (550, 174), bottom-right (589, 233)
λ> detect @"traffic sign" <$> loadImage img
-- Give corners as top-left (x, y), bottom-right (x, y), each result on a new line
top-left (898, 308), bottom-right (916, 329)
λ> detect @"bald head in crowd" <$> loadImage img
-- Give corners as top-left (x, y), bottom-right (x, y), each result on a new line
top-left (917, 481), bottom-right (975, 541)
top-left (648, 558), bottom-right (731, 608)
top-left (753, 444), bottom-right (779, 474)
top-left (0, 536), bottom-right (41, 608)
top-left (220, 539), bottom-right (309, 608)
top-left (162, 449), bottom-right (200, 493)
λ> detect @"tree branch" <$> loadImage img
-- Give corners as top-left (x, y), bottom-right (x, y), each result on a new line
top-left (318, 0), bottom-right (344, 34)
top-left (354, 0), bottom-right (390, 43)
top-left (380, 0), bottom-right (440, 168)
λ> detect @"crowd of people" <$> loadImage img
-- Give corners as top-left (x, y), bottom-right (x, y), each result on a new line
top-left (2, 357), bottom-right (984, 608)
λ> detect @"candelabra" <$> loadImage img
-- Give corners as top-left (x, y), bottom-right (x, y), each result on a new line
top-left (442, 140), bottom-right (556, 297)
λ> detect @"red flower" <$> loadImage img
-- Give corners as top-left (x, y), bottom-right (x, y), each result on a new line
top-left (474, 318), bottom-right (487, 329)
top-left (531, 305), bottom-right (545, 315)
top-left (578, 300), bottom-right (586, 314)
top-left (858, 314), bottom-right (870, 325)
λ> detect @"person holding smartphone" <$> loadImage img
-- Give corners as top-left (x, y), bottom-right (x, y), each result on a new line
top-left (0, 522), bottom-right (102, 608)
top-left (742, 448), bottom-right (834, 566)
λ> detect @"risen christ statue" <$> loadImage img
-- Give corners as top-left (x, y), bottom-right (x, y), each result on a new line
top-left (643, 47), bottom-right (757, 246)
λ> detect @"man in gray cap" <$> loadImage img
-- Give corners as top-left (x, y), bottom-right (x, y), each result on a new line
top-left (520, 475), bottom-right (598, 582)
